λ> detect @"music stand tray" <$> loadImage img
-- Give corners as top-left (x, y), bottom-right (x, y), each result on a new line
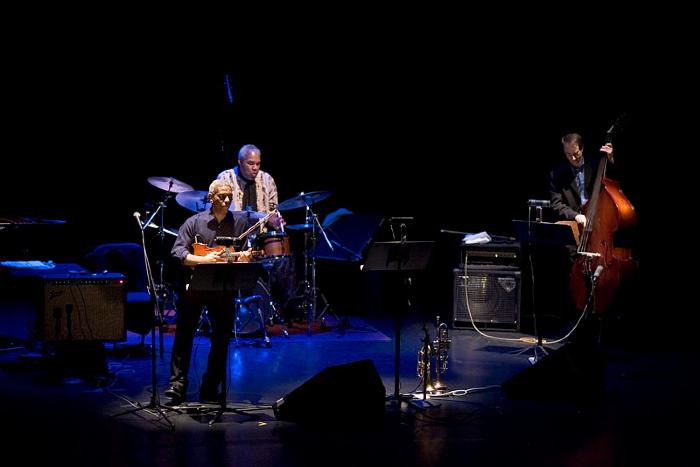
top-left (189, 262), bottom-right (262, 293)
top-left (512, 220), bottom-right (577, 248)
top-left (363, 241), bottom-right (435, 272)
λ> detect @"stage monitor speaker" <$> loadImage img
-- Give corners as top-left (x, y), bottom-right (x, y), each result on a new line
top-left (453, 265), bottom-right (521, 330)
top-left (272, 359), bottom-right (386, 426)
top-left (37, 273), bottom-right (126, 342)
top-left (502, 342), bottom-right (607, 403)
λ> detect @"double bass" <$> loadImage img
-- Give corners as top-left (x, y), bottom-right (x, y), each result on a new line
top-left (569, 121), bottom-right (637, 314)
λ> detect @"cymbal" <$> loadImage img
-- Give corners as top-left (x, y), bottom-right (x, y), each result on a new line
top-left (148, 176), bottom-right (194, 193)
top-left (285, 223), bottom-right (314, 231)
top-left (175, 190), bottom-right (210, 212)
top-left (277, 191), bottom-right (332, 211)
top-left (231, 210), bottom-right (267, 219)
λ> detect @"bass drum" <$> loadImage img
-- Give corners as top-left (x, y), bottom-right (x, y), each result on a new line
top-left (235, 279), bottom-right (272, 336)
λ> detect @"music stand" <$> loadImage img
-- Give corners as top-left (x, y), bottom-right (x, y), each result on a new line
top-left (188, 262), bottom-right (262, 425)
top-left (363, 240), bottom-right (435, 402)
top-left (512, 220), bottom-right (578, 360)
top-left (512, 220), bottom-right (577, 249)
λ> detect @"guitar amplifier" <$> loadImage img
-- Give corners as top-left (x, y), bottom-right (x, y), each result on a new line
top-left (460, 241), bottom-right (521, 267)
top-left (453, 265), bottom-right (521, 331)
top-left (37, 273), bottom-right (126, 342)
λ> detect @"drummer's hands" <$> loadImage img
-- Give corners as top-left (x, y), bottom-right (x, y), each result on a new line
top-left (268, 212), bottom-right (285, 230)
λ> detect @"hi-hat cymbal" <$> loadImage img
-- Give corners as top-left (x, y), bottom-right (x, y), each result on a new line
top-left (231, 210), bottom-right (267, 219)
top-left (148, 176), bottom-right (194, 193)
top-left (277, 191), bottom-right (332, 211)
top-left (176, 190), bottom-right (210, 212)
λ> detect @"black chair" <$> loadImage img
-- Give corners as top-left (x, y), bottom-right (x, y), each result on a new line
top-left (84, 243), bottom-right (154, 348)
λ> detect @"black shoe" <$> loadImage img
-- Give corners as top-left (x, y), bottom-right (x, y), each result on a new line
top-left (164, 386), bottom-right (184, 403)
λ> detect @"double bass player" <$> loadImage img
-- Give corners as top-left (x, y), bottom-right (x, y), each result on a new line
top-left (549, 131), bottom-right (636, 344)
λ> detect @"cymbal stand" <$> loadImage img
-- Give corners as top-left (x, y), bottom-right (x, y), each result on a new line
top-left (309, 205), bottom-right (340, 326)
top-left (301, 204), bottom-right (336, 335)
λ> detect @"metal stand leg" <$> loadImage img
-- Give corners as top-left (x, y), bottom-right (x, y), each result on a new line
top-left (197, 306), bottom-right (211, 336)
top-left (262, 260), bottom-right (288, 337)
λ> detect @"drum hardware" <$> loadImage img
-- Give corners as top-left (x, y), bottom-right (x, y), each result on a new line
top-left (197, 306), bottom-right (212, 335)
top-left (233, 289), bottom-right (271, 348)
top-left (284, 195), bottom-right (338, 334)
top-left (230, 278), bottom-right (282, 347)
top-left (143, 177), bottom-right (195, 348)
top-left (261, 258), bottom-right (288, 337)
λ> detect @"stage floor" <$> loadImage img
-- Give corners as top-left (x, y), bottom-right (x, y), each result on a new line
top-left (0, 312), bottom-right (696, 467)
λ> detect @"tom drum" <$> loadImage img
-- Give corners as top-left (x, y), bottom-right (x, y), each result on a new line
top-left (257, 231), bottom-right (290, 260)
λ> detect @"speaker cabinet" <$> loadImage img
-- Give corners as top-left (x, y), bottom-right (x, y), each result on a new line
top-left (453, 265), bottom-right (521, 330)
top-left (37, 273), bottom-right (126, 342)
top-left (272, 359), bottom-right (385, 425)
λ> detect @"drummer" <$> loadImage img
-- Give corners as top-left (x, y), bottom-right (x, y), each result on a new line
top-left (216, 144), bottom-right (284, 232)
top-left (217, 143), bottom-right (294, 317)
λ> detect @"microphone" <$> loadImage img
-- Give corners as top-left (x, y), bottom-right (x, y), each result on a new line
top-left (215, 236), bottom-right (234, 247)
top-left (133, 211), bottom-right (144, 229)
top-left (527, 199), bottom-right (551, 208)
top-left (592, 265), bottom-right (604, 281)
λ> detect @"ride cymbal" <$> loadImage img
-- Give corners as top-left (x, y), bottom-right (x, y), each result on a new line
top-left (277, 191), bottom-right (332, 211)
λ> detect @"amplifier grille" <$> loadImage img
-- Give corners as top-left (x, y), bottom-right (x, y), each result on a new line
top-left (453, 266), bottom-right (521, 330)
top-left (39, 276), bottom-right (126, 341)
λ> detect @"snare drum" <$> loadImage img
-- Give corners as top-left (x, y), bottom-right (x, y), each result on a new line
top-left (257, 231), bottom-right (290, 259)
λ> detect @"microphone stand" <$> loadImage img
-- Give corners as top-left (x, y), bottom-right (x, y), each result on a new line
top-left (142, 191), bottom-right (173, 357)
top-left (111, 213), bottom-right (179, 428)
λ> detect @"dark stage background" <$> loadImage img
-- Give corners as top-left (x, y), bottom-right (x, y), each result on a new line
top-left (1, 43), bottom-right (675, 335)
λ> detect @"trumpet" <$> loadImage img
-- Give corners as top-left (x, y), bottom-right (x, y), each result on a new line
top-left (416, 316), bottom-right (451, 393)
top-left (433, 318), bottom-right (451, 391)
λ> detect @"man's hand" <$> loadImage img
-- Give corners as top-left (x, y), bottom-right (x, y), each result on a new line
top-left (268, 212), bottom-right (285, 230)
top-left (600, 143), bottom-right (614, 163)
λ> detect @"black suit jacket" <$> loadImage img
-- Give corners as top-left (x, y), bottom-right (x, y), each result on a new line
top-left (549, 155), bottom-right (603, 221)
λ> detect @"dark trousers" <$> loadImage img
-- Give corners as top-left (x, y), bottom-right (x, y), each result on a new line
top-left (169, 291), bottom-right (235, 394)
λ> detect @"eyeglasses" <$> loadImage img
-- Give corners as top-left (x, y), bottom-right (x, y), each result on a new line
top-left (214, 193), bottom-right (233, 201)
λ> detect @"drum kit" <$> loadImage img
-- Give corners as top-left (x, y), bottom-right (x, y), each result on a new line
top-left (143, 176), bottom-right (337, 341)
